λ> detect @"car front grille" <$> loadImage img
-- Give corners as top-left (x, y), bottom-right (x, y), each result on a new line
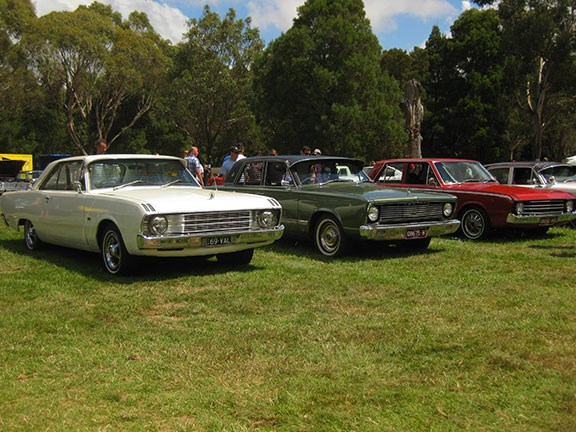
top-left (378, 202), bottom-right (445, 223)
top-left (165, 211), bottom-right (253, 235)
top-left (521, 200), bottom-right (566, 216)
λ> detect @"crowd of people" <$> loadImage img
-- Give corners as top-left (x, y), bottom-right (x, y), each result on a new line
top-left (93, 138), bottom-right (324, 186)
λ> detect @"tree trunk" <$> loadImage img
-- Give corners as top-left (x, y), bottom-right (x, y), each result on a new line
top-left (402, 79), bottom-right (424, 157)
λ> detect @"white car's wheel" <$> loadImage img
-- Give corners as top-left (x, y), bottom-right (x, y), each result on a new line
top-left (314, 216), bottom-right (347, 257)
top-left (24, 220), bottom-right (43, 250)
top-left (217, 248), bottom-right (254, 266)
top-left (100, 224), bottom-right (134, 275)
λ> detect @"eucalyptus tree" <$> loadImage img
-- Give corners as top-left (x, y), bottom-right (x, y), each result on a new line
top-left (474, 0), bottom-right (576, 160)
top-left (20, 2), bottom-right (170, 154)
top-left (254, 0), bottom-right (404, 161)
top-left (0, 0), bottom-right (41, 152)
top-left (167, 6), bottom-right (263, 165)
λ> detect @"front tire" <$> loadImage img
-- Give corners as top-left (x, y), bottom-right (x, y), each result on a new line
top-left (100, 223), bottom-right (134, 275)
top-left (460, 207), bottom-right (491, 240)
top-left (24, 220), bottom-right (43, 250)
top-left (314, 216), bottom-right (347, 257)
top-left (217, 248), bottom-right (254, 266)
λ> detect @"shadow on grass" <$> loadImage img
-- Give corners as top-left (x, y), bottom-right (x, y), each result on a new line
top-left (270, 236), bottom-right (443, 263)
top-left (0, 237), bottom-right (263, 282)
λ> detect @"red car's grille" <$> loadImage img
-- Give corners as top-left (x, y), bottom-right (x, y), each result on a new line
top-left (521, 200), bottom-right (566, 216)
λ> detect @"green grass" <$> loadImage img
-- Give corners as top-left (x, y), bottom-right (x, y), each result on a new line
top-left (1, 224), bottom-right (575, 431)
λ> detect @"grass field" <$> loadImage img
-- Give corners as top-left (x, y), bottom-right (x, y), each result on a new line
top-left (0, 223), bottom-right (575, 431)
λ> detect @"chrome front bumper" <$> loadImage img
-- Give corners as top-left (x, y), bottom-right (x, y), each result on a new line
top-left (137, 226), bottom-right (284, 250)
top-left (505, 212), bottom-right (576, 226)
top-left (359, 219), bottom-right (460, 241)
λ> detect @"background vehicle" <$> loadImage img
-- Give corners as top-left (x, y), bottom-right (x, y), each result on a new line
top-left (218, 155), bottom-right (460, 257)
top-left (0, 154), bottom-right (284, 275)
top-left (368, 158), bottom-right (576, 240)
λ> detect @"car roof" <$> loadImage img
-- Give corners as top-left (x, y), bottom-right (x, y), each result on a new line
top-left (239, 155), bottom-right (365, 165)
top-left (376, 158), bottom-right (478, 164)
top-left (484, 161), bottom-right (571, 171)
top-left (48, 154), bottom-right (183, 164)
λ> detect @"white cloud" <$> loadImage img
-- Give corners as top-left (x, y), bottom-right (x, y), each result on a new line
top-left (33, 0), bottom-right (189, 44)
top-left (364, 0), bottom-right (458, 32)
top-left (246, 0), bottom-right (302, 33)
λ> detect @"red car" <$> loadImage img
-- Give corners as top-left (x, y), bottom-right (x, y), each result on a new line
top-left (368, 158), bottom-right (576, 239)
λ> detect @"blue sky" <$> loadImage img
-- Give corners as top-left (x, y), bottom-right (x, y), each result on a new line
top-left (35, 0), bottom-right (478, 52)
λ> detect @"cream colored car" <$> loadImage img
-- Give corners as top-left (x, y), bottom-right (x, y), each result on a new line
top-left (0, 154), bottom-right (284, 274)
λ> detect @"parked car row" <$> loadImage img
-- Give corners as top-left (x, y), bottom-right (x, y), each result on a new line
top-left (1, 154), bottom-right (575, 275)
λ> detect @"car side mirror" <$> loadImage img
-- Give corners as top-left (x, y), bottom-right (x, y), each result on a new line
top-left (427, 177), bottom-right (438, 187)
top-left (73, 180), bottom-right (84, 193)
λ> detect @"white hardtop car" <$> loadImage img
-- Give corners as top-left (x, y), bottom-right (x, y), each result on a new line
top-left (0, 154), bottom-right (284, 274)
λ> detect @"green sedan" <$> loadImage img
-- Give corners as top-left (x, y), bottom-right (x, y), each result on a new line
top-left (218, 155), bottom-right (460, 257)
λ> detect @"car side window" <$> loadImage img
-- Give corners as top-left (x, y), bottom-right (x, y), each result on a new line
top-left (377, 163), bottom-right (403, 184)
top-left (489, 167), bottom-right (509, 184)
top-left (239, 162), bottom-right (264, 186)
top-left (41, 161), bottom-right (84, 191)
top-left (512, 167), bottom-right (535, 185)
top-left (405, 163), bottom-right (429, 184)
top-left (265, 161), bottom-right (291, 186)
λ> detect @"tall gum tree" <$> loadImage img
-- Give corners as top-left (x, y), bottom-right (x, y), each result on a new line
top-left (168, 6), bottom-right (263, 165)
top-left (20, 2), bottom-right (170, 154)
top-left (254, 0), bottom-right (404, 160)
top-left (474, 0), bottom-right (576, 160)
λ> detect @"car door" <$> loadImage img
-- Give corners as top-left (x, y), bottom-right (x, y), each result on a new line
top-left (231, 159), bottom-right (299, 233)
top-left (35, 161), bottom-right (88, 247)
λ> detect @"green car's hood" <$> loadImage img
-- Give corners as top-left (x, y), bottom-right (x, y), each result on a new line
top-left (301, 181), bottom-right (456, 203)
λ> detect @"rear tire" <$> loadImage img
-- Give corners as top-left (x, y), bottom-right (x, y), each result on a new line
top-left (100, 223), bottom-right (135, 275)
top-left (24, 220), bottom-right (43, 250)
top-left (460, 207), bottom-right (491, 240)
top-left (217, 248), bottom-right (254, 266)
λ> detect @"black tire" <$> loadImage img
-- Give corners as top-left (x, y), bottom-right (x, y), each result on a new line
top-left (314, 215), bottom-right (347, 257)
top-left (460, 207), bottom-right (491, 240)
top-left (24, 220), bottom-right (43, 250)
top-left (217, 248), bottom-right (254, 266)
top-left (100, 223), bottom-right (135, 275)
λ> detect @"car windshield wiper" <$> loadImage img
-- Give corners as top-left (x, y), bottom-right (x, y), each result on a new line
top-left (113, 179), bottom-right (143, 190)
top-left (162, 179), bottom-right (185, 188)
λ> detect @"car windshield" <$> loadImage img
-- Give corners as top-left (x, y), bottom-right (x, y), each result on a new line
top-left (540, 165), bottom-right (576, 183)
top-left (88, 158), bottom-right (199, 190)
top-left (434, 161), bottom-right (495, 184)
top-left (291, 159), bottom-right (370, 185)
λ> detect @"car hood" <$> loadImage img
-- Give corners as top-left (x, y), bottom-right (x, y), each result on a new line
top-left (304, 181), bottom-right (456, 202)
top-left (98, 186), bottom-right (279, 212)
top-left (442, 182), bottom-right (574, 200)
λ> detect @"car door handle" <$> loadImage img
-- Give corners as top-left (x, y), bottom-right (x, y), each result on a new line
top-left (44, 196), bottom-right (51, 202)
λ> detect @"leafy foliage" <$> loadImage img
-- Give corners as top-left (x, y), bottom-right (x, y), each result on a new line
top-left (254, 0), bottom-right (404, 160)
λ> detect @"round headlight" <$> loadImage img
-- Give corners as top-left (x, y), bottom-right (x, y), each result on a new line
top-left (149, 215), bottom-right (168, 235)
top-left (566, 200), bottom-right (574, 213)
top-left (367, 205), bottom-right (379, 222)
top-left (257, 210), bottom-right (277, 228)
top-left (515, 202), bottom-right (524, 215)
top-left (442, 202), bottom-right (454, 217)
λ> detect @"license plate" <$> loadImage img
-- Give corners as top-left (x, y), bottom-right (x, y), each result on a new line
top-left (539, 217), bottom-right (557, 226)
top-left (406, 229), bottom-right (427, 239)
top-left (206, 236), bottom-right (232, 246)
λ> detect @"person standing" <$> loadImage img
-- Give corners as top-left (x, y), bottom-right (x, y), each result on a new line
top-left (186, 146), bottom-right (204, 185)
top-left (95, 138), bottom-right (107, 154)
top-left (220, 146), bottom-right (240, 181)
